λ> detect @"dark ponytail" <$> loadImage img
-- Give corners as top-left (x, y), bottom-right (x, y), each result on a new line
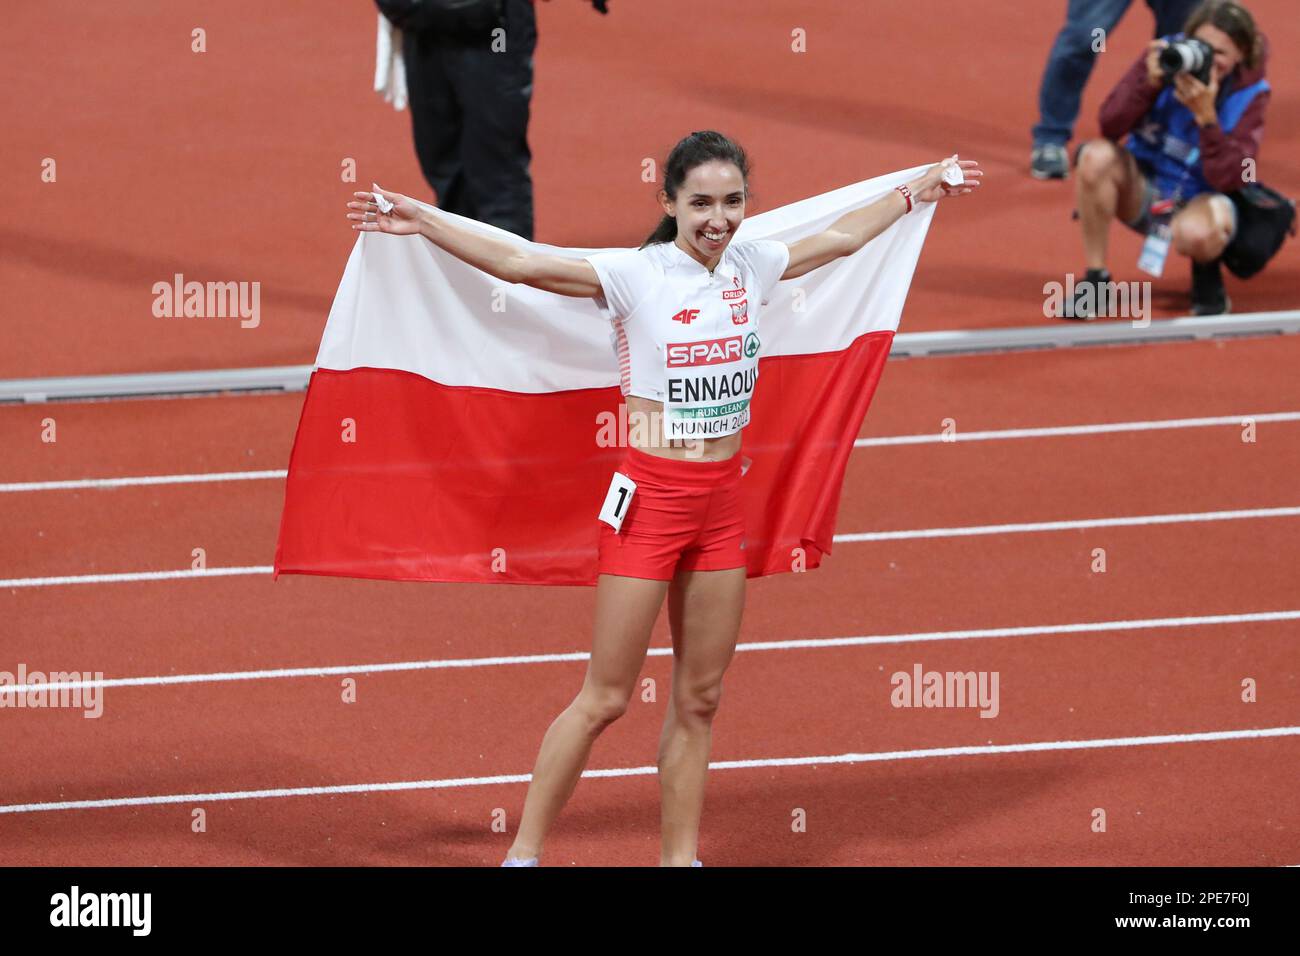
top-left (639, 130), bottom-right (753, 249)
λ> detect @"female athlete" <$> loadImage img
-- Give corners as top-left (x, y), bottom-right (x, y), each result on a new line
top-left (347, 131), bottom-right (982, 866)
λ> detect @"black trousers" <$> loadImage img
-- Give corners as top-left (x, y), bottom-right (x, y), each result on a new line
top-left (401, 0), bottom-right (537, 240)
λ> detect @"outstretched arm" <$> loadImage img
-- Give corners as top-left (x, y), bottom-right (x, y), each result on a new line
top-left (347, 186), bottom-right (603, 297)
top-left (780, 157), bottom-right (983, 280)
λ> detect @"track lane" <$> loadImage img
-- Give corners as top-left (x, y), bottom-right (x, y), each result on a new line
top-left (1, 618), bottom-right (1294, 805)
top-left (0, 625), bottom-right (1294, 865)
top-left (4, 326), bottom-right (1297, 868)
top-left (4, 509), bottom-right (1299, 675)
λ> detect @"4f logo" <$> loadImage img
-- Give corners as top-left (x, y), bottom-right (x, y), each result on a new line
top-left (729, 299), bottom-right (749, 325)
top-left (672, 308), bottom-right (700, 325)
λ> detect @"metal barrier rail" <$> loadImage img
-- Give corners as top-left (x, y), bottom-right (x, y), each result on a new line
top-left (3, 311), bottom-right (1299, 404)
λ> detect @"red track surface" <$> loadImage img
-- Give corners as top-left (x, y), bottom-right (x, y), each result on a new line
top-left (3, 336), bottom-right (1298, 865)
top-left (3, 1), bottom-right (1299, 380)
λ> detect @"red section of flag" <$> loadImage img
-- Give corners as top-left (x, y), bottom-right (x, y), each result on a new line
top-left (273, 329), bottom-right (894, 585)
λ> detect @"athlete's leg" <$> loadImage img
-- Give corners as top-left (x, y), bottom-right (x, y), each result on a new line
top-left (657, 564), bottom-right (746, 866)
top-left (505, 572), bottom-right (668, 862)
top-left (1075, 139), bottom-right (1148, 269)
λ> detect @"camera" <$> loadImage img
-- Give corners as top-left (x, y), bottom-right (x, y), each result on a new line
top-left (1159, 37), bottom-right (1215, 84)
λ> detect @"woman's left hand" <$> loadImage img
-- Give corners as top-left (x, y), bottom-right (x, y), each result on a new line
top-left (912, 155), bottom-right (984, 204)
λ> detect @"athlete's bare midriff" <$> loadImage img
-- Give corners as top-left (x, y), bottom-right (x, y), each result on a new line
top-left (623, 394), bottom-right (742, 462)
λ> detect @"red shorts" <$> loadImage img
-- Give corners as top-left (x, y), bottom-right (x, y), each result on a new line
top-left (596, 446), bottom-right (747, 581)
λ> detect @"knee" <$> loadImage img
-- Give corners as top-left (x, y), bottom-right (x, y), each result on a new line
top-left (1075, 140), bottom-right (1119, 189)
top-left (1172, 216), bottom-right (1225, 260)
top-left (575, 688), bottom-right (629, 729)
top-left (674, 682), bottom-right (724, 725)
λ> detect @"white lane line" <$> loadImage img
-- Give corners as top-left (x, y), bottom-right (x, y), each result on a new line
top-left (5, 411), bottom-right (1298, 494)
top-left (836, 506), bottom-right (1300, 542)
top-left (0, 567), bottom-right (272, 588)
top-left (2, 608), bottom-right (1295, 696)
top-left (1, 725), bottom-right (1294, 815)
top-left (4, 506), bottom-right (1298, 589)
top-left (855, 411), bottom-right (1300, 447)
top-left (0, 470), bottom-right (286, 492)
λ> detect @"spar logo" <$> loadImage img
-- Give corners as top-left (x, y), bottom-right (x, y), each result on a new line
top-left (743, 332), bottom-right (760, 358)
top-left (729, 298), bottom-right (749, 325)
top-left (666, 335), bottom-right (742, 368)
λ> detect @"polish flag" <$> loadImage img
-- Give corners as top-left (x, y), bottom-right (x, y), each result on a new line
top-left (273, 167), bottom-right (937, 585)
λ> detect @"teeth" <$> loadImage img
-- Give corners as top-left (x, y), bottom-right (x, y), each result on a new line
top-left (704, 230), bottom-right (726, 241)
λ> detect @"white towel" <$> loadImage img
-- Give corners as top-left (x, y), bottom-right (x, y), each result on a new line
top-left (374, 12), bottom-right (408, 111)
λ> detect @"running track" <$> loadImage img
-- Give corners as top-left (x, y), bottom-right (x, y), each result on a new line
top-left (3, 0), bottom-right (1299, 380)
top-left (2, 335), bottom-right (1297, 865)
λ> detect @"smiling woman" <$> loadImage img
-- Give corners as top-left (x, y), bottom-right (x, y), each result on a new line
top-left (340, 129), bottom-right (981, 868)
top-left (578, 131), bottom-right (978, 464)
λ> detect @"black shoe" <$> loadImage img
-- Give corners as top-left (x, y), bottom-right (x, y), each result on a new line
top-left (1062, 269), bottom-right (1111, 321)
top-left (1190, 259), bottom-right (1231, 316)
top-left (1030, 143), bottom-right (1069, 180)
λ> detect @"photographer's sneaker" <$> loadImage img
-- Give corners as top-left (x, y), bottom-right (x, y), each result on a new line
top-left (1030, 143), bottom-right (1069, 180)
top-left (1062, 268), bottom-right (1112, 320)
top-left (1190, 258), bottom-right (1231, 316)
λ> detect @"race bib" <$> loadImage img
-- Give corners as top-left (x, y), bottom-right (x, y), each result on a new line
top-left (598, 471), bottom-right (636, 533)
top-left (663, 332), bottom-right (761, 440)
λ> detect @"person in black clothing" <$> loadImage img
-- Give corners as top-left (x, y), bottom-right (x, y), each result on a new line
top-left (376, 0), bottom-right (608, 241)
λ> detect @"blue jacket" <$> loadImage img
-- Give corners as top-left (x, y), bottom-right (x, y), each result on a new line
top-left (1124, 33), bottom-right (1270, 201)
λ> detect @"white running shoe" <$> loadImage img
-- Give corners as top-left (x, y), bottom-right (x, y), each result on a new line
top-left (501, 856), bottom-right (539, 867)
top-left (692, 859), bottom-right (702, 867)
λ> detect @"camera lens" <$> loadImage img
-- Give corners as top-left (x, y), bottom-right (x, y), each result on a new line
top-left (1159, 43), bottom-right (1192, 75)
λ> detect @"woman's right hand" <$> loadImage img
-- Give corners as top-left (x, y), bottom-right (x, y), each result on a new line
top-left (347, 185), bottom-right (422, 235)
top-left (1145, 39), bottom-right (1169, 88)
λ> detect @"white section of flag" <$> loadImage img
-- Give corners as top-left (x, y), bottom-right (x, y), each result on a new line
top-left (315, 167), bottom-right (937, 391)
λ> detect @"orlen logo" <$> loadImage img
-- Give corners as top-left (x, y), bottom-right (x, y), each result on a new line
top-left (666, 335), bottom-right (743, 368)
top-left (722, 287), bottom-right (746, 301)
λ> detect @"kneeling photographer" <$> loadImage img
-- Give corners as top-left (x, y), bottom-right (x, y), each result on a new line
top-left (1067, 0), bottom-right (1292, 319)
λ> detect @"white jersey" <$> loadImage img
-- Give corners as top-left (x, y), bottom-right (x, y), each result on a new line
top-left (584, 238), bottom-right (790, 440)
